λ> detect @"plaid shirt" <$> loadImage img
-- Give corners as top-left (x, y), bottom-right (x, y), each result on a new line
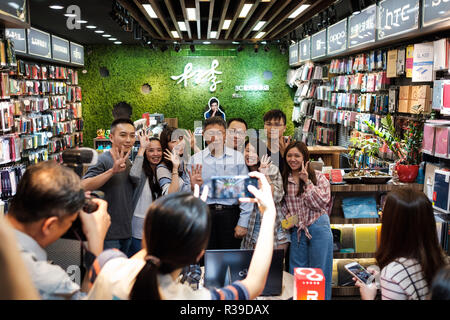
top-left (241, 164), bottom-right (288, 249)
top-left (281, 170), bottom-right (331, 241)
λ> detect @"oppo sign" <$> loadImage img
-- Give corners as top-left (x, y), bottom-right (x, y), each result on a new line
top-left (327, 19), bottom-right (347, 55)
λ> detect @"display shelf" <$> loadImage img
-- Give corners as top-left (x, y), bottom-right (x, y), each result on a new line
top-left (331, 182), bottom-right (423, 193)
top-left (333, 252), bottom-right (374, 259)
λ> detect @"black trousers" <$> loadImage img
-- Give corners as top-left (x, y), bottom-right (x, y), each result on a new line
top-left (207, 204), bottom-right (242, 250)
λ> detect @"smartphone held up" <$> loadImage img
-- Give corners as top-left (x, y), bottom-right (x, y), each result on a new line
top-left (211, 175), bottom-right (258, 199)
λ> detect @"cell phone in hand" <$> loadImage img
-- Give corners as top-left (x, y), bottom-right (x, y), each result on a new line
top-left (211, 176), bottom-right (258, 199)
top-left (344, 261), bottom-right (375, 285)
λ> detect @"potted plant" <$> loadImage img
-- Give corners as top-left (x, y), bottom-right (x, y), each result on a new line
top-left (364, 113), bottom-right (424, 183)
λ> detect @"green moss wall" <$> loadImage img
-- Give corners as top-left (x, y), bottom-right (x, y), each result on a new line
top-left (79, 44), bottom-right (294, 148)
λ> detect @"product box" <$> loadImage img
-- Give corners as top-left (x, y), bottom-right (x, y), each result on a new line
top-left (434, 126), bottom-right (449, 158)
top-left (410, 98), bottom-right (431, 114)
top-left (433, 169), bottom-right (450, 214)
top-left (406, 45), bottom-right (414, 78)
top-left (294, 268), bottom-right (325, 300)
top-left (399, 86), bottom-right (412, 100)
top-left (398, 99), bottom-right (410, 113)
top-left (422, 123), bottom-right (436, 155)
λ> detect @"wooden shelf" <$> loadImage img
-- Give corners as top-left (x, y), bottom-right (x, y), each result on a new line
top-left (332, 286), bottom-right (360, 297)
top-left (333, 252), bottom-right (375, 259)
top-left (331, 182), bottom-right (423, 193)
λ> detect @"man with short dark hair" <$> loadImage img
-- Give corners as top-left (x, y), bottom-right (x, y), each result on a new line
top-left (7, 161), bottom-right (111, 299)
top-left (189, 116), bottom-right (253, 249)
top-left (226, 118), bottom-right (248, 153)
top-left (263, 109), bottom-right (291, 173)
top-left (82, 118), bottom-right (136, 255)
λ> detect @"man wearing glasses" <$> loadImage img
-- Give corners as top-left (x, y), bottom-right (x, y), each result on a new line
top-left (226, 118), bottom-right (248, 153)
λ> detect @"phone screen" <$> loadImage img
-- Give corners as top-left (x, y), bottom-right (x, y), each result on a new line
top-left (347, 263), bottom-right (373, 284)
top-left (211, 176), bottom-right (258, 199)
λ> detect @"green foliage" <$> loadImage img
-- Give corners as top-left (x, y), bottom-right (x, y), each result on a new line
top-left (79, 44), bottom-right (294, 148)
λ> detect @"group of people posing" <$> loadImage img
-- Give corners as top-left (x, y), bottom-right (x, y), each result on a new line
top-left (2, 104), bottom-right (449, 300)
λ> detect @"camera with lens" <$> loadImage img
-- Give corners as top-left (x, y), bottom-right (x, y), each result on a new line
top-left (61, 148), bottom-right (102, 240)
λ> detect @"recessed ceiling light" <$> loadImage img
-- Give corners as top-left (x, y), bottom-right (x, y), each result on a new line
top-left (232, 41), bottom-right (240, 45)
top-left (109, 38), bottom-right (117, 41)
top-left (239, 4), bottom-right (253, 18)
top-left (142, 4), bottom-right (158, 19)
top-left (253, 21), bottom-right (266, 31)
top-left (86, 25), bottom-right (97, 29)
top-left (255, 32), bottom-right (266, 39)
top-left (187, 8), bottom-right (196, 21)
top-left (64, 13), bottom-right (77, 17)
top-left (178, 21), bottom-right (187, 31)
top-left (210, 31), bottom-right (217, 38)
top-left (49, 5), bottom-right (64, 10)
top-left (114, 41), bottom-right (122, 44)
top-left (203, 41), bottom-right (211, 44)
top-left (102, 34), bottom-right (111, 37)
top-left (95, 30), bottom-right (104, 34)
top-left (171, 31), bottom-right (180, 38)
top-left (222, 20), bottom-right (231, 30)
top-left (288, 4), bottom-right (310, 19)
top-left (76, 20), bottom-right (88, 24)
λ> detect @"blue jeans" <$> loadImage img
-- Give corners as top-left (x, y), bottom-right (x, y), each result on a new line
top-left (104, 238), bottom-right (132, 257)
top-left (289, 214), bottom-right (333, 300)
top-left (128, 237), bottom-right (143, 257)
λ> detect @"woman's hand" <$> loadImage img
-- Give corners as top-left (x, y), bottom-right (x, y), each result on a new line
top-left (258, 155), bottom-right (272, 175)
top-left (137, 130), bottom-right (152, 156)
top-left (353, 268), bottom-right (378, 300)
top-left (164, 149), bottom-right (180, 171)
top-left (299, 160), bottom-right (310, 184)
top-left (240, 171), bottom-right (276, 216)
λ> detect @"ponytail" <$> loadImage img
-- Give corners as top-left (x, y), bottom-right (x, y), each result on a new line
top-left (130, 260), bottom-right (161, 300)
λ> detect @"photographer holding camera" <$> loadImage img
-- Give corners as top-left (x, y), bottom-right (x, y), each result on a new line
top-left (6, 161), bottom-right (111, 300)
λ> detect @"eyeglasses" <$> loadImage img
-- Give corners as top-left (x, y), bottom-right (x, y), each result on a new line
top-left (264, 122), bottom-right (284, 127)
top-left (228, 129), bottom-right (246, 136)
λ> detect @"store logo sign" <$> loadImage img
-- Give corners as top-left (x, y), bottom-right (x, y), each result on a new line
top-left (170, 59), bottom-right (222, 92)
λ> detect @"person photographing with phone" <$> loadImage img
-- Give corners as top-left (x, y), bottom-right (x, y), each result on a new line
top-left (6, 161), bottom-right (111, 299)
top-left (353, 189), bottom-right (447, 300)
top-left (280, 141), bottom-right (333, 300)
top-left (87, 171), bottom-right (277, 300)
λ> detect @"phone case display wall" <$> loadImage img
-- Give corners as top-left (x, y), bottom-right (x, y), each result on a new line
top-left (0, 38), bottom-right (84, 208)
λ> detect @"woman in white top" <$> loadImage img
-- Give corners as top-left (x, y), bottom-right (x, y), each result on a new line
top-left (128, 130), bottom-right (162, 257)
top-left (87, 172), bottom-right (278, 300)
top-left (355, 189), bottom-right (447, 300)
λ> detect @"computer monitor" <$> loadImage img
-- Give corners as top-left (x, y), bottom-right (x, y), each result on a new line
top-left (204, 249), bottom-right (284, 296)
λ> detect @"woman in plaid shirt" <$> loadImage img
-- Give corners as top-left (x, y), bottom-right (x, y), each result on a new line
top-left (241, 140), bottom-right (290, 255)
top-left (281, 141), bottom-right (333, 300)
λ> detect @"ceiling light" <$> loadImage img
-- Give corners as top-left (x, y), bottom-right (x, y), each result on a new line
top-left (232, 41), bottom-right (240, 45)
top-left (49, 5), bottom-right (64, 10)
top-left (253, 21), bottom-right (266, 31)
top-left (76, 20), bottom-right (88, 24)
top-left (109, 38), bottom-right (117, 41)
top-left (187, 8), bottom-right (196, 21)
top-left (288, 4), bottom-right (310, 19)
top-left (210, 31), bottom-right (217, 38)
top-left (222, 19), bottom-right (231, 30)
top-left (203, 41), bottom-right (211, 44)
top-left (95, 30), bottom-right (104, 34)
top-left (239, 4), bottom-right (253, 18)
top-left (86, 25), bottom-right (97, 29)
top-left (64, 13), bottom-right (77, 17)
top-left (142, 4), bottom-right (158, 19)
top-left (255, 32), bottom-right (266, 39)
top-left (114, 41), bottom-right (122, 44)
top-left (102, 34), bottom-right (111, 37)
top-left (171, 31), bottom-right (180, 38)
top-left (178, 21), bottom-right (187, 31)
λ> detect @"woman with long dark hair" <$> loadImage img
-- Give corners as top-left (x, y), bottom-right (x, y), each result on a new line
top-left (355, 189), bottom-right (447, 300)
top-left (128, 130), bottom-right (162, 256)
top-left (157, 126), bottom-right (201, 195)
top-left (86, 172), bottom-right (279, 300)
top-left (241, 139), bottom-right (290, 255)
top-left (280, 141), bottom-right (333, 300)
